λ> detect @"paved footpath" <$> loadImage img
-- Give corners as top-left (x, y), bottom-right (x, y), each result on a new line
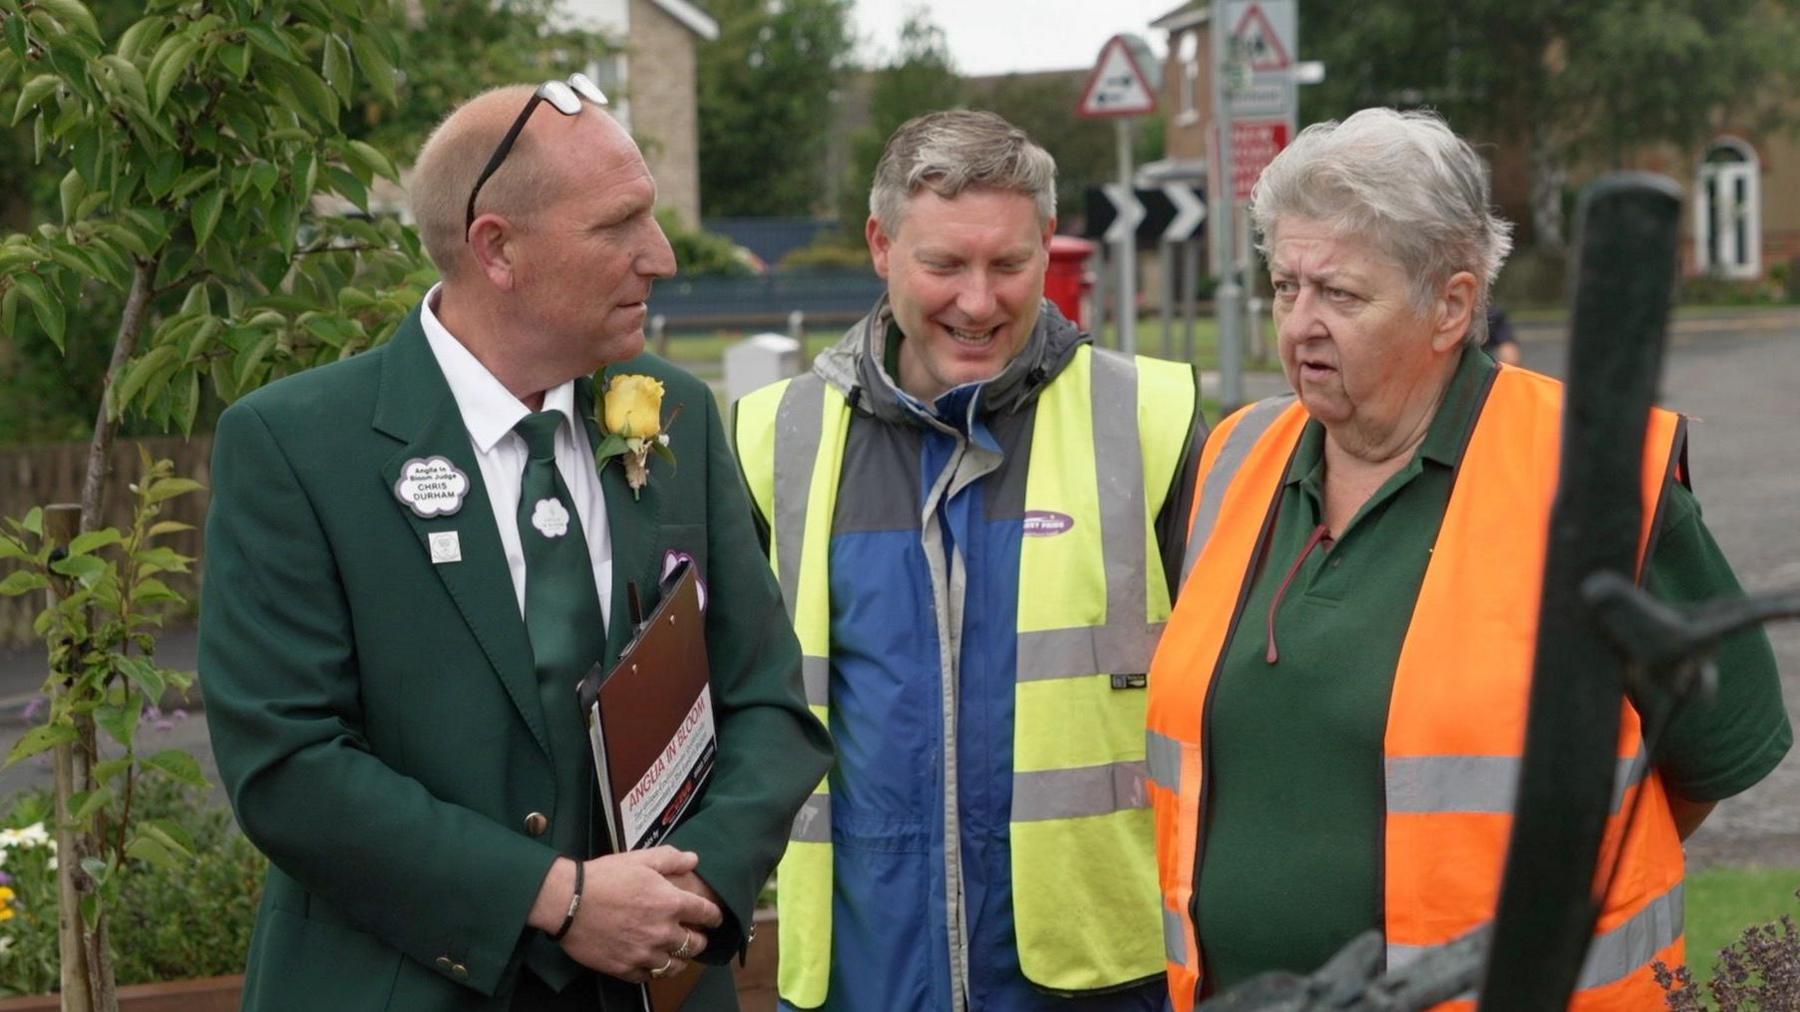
top-left (1, 310), bottom-right (1797, 868)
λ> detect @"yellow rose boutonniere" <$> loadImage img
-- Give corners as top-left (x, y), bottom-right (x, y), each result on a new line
top-left (595, 374), bottom-right (679, 498)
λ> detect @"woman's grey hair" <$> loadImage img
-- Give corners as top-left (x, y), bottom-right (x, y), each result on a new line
top-left (1249, 107), bottom-right (1514, 344)
top-left (869, 110), bottom-right (1057, 235)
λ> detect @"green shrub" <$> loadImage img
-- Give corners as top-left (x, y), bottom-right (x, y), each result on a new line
top-left (656, 209), bottom-right (755, 277)
top-left (0, 775), bottom-right (266, 997)
top-left (780, 232), bottom-right (873, 272)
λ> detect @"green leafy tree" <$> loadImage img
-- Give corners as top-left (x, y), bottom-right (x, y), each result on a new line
top-left (1300, 0), bottom-right (1800, 249)
top-left (349, 0), bottom-right (612, 159)
top-left (697, 0), bottom-right (855, 217)
top-left (0, 0), bottom-right (428, 1006)
top-left (969, 72), bottom-right (1116, 227)
top-left (0, 0), bottom-right (605, 445)
top-left (839, 6), bottom-right (965, 235)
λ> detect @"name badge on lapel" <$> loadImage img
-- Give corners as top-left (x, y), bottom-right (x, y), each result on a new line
top-left (395, 456), bottom-right (469, 518)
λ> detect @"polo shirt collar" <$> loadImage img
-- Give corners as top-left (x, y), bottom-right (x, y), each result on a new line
top-left (1286, 343), bottom-right (1497, 492)
top-left (420, 283), bottom-right (579, 453)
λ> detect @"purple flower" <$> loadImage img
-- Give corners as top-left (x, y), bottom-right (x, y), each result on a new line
top-left (19, 695), bottom-right (46, 722)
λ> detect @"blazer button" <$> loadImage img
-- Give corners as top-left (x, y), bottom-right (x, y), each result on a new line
top-left (435, 956), bottom-right (454, 971)
top-left (452, 962), bottom-right (469, 978)
top-left (524, 812), bottom-right (550, 836)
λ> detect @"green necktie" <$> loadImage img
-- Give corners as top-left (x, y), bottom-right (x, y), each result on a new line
top-left (514, 411), bottom-right (608, 687)
top-left (514, 410), bottom-right (607, 995)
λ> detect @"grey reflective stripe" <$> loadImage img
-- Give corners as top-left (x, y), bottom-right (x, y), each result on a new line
top-left (1011, 760), bottom-right (1148, 822)
top-left (772, 375), bottom-right (827, 617)
top-left (790, 792), bottom-right (831, 843)
top-left (1575, 882), bottom-right (1683, 989)
top-left (1014, 623), bottom-right (1166, 682)
top-left (1386, 883), bottom-right (1682, 995)
top-left (801, 654), bottom-right (828, 707)
top-left (1146, 729), bottom-right (1183, 795)
top-left (1386, 752), bottom-right (1651, 815)
top-left (1181, 395), bottom-right (1294, 585)
top-left (1162, 906), bottom-right (1188, 965)
top-left (1089, 350), bottom-right (1148, 632)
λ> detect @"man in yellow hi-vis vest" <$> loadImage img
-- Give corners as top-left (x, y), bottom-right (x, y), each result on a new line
top-left (733, 110), bottom-right (1207, 1011)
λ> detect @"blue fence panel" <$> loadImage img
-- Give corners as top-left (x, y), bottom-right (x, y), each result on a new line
top-left (648, 270), bottom-right (886, 330)
top-left (703, 217), bottom-right (839, 265)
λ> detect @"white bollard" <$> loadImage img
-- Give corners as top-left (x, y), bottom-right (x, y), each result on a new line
top-left (725, 333), bottom-right (803, 403)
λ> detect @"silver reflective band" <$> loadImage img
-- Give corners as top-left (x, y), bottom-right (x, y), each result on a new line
top-left (1011, 761), bottom-right (1149, 822)
top-left (1386, 882), bottom-right (1682, 994)
top-left (772, 376), bottom-right (828, 616)
top-left (1015, 623), bottom-right (1165, 683)
top-left (1385, 752), bottom-right (1650, 815)
top-left (1575, 882), bottom-right (1683, 989)
top-left (1162, 906), bottom-right (1188, 965)
top-left (790, 792), bottom-right (831, 843)
top-left (801, 654), bottom-right (829, 707)
top-left (1181, 395), bottom-right (1294, 584)
top-left (1089, 350), bottom-right (1148, 633)
top-left (1145, 729), bottom-right (1183, 795)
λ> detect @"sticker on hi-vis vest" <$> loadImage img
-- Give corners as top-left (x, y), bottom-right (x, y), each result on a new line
top-left (1022, 510), bottom-right (1075, 537)
top-left (1111, 673), bottom-right (1148, 690)
top-left (394, 457), bottom-right (470, 518)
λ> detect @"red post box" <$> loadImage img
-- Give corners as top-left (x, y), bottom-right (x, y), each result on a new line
top-left (1045, 235), bottom-right (1097, 331)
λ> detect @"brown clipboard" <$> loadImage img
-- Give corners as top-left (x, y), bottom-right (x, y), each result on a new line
top-left (577, 559), bottom-right (713, 1010)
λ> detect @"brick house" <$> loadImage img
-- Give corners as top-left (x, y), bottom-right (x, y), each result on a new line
top-left (556, 0), bottom-right (719, 225)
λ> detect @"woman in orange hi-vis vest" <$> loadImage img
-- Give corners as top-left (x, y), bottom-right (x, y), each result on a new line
top-left (1144, 108), bottom-right (1790, 1011)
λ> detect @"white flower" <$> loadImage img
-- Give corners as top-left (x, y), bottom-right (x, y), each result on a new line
top-left (0, 824), bottom-right (49, 850)
top-left (0, 936), bottom-right (13, 955)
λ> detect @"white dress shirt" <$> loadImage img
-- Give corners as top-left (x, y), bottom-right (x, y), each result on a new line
top-left (420, 284), bottom-right (612, 628)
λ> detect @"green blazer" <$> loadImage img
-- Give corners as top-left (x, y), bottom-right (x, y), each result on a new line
top-left (199, 308), bottom-right (831, 1011)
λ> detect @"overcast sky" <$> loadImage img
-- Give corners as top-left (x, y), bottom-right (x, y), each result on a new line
top-left (850, 0), bottom-right (1180, 78)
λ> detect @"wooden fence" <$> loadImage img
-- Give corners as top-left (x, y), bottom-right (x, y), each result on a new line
top-left (0, 436), bottom-right (213, 647)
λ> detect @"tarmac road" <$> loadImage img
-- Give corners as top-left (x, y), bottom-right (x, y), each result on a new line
top-left (1, 310), bottom-right (1796, 868)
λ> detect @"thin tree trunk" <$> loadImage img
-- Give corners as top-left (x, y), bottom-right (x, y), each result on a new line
top-left (44, 505), bottom-right (113, 1012)
top-left (79, 258), bottom-right (157, 533)
top-left (55, 255), bottom-right (157, 1012)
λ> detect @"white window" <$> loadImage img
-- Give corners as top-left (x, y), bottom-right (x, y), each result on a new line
top-left (1695, 137), bottom-right (1761, 279)
top-left (1177, 31), bottom-right (1201, 126)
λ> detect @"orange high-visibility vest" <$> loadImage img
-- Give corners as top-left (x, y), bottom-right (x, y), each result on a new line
top-left (1145, 365), bottom-right (1689, 1011)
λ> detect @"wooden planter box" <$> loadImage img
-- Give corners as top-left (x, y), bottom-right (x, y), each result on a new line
top-left (0, 913), bottom-right (780, 1011)
top-left (0, 975), bottom-right (244, 1012)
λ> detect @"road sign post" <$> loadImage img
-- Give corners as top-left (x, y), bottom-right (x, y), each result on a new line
top-left (1079, 34), bottom-right (1158, 355)
top-left (1212, 0), bottom-right (1299, 411)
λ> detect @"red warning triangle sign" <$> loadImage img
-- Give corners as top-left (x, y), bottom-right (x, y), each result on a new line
top-left (1232, 3), bottom-right (1291, 72)
top-left (1078, 34), bottom-right (1158, 118)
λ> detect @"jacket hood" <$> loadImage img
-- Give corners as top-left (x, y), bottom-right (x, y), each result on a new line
top-left (812, 294), bottom-right (1089, 425)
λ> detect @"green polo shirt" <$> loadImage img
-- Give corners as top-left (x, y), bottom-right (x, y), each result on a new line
top-left (1193, 346), bottom-right (1793, 989)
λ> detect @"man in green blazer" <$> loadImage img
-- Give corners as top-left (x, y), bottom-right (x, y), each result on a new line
top-left (199, 78), bottom-right (831, 1011)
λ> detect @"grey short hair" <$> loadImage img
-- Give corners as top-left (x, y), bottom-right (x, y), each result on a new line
top-left (869, 110), bottom-right (1057, 235)
top-left (1249, 107), bottom-right (1514, 344)
top-left (410, 85), bottom-right (560, 278)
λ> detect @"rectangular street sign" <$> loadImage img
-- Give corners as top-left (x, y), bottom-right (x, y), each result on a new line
top-left (1231, 120), bottom-right (1290, 201)
top-left (1223, 0), bottom-right (1297, 121)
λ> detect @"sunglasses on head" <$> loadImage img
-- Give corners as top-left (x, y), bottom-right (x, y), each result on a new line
top-left (463, 73), bottom-right (609, 240)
